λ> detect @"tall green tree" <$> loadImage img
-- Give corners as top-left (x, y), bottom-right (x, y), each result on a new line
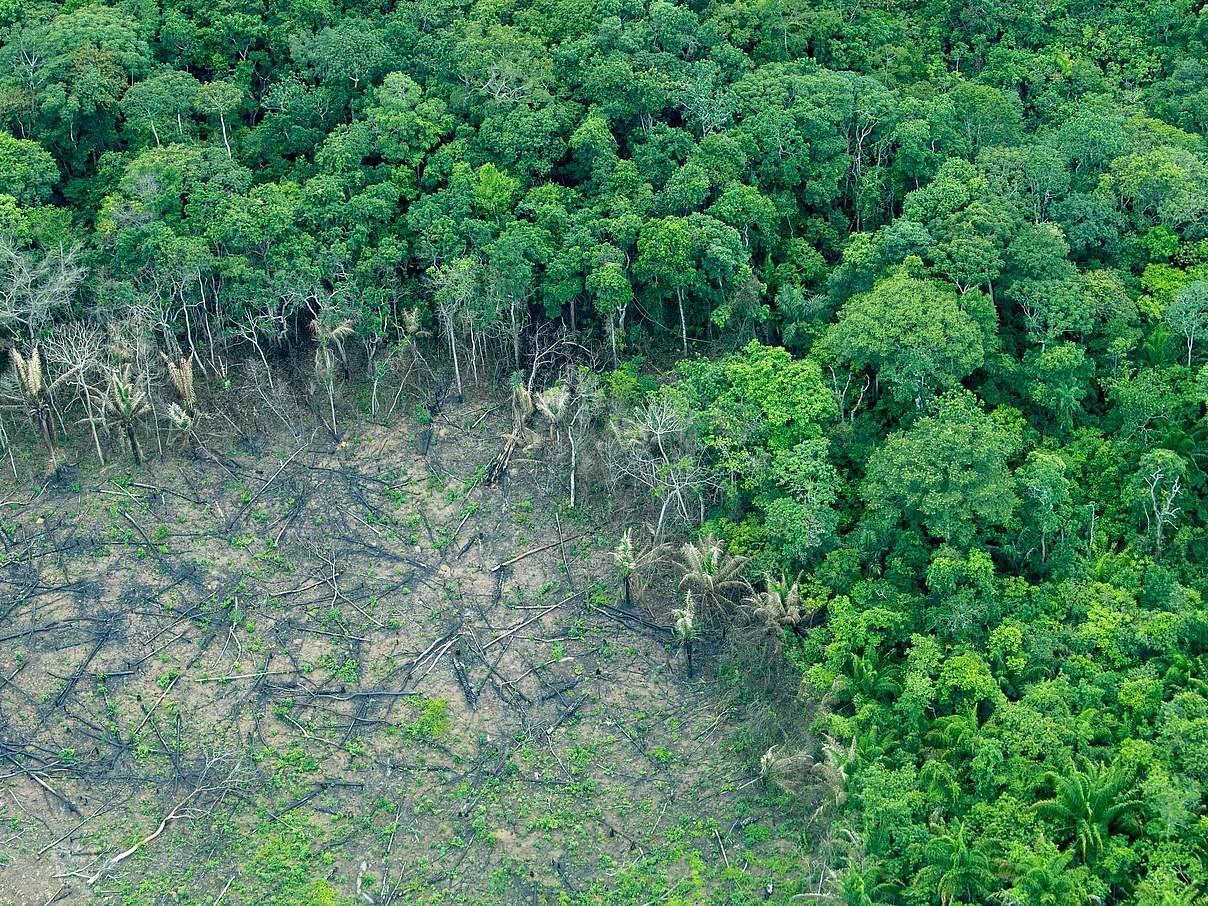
top-left (862, 391), bottom-right (1019, 547)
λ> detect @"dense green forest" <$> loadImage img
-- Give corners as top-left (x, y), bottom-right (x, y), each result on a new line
top-left (3, 0), bottom-right (1208, 902)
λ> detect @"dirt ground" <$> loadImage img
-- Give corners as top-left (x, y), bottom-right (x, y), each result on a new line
top-left (0, 399), bottom-right (819, 905)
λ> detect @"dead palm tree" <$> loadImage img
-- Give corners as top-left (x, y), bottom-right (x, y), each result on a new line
top-left (742, 573), bottom-right (812, 636)
top-left (759, 735), bottom-right (853, 819)
top-left (6, 344), bottom-right (82, 473)
top-left (759, 744), bottom-right (816, 794)
top-left (310, 311), bottom-right (356, 440)
top-left (165, 402), bottom-right (195, 451)
top-left (162, 352), bottom-right (197, 415)
top-left (535, 381), bottom-right (594, 505)
top-left (613, 528), bottom-right (638, 610)
top-left (610, 526), bottom-right (674, 609)
top-left (671, 590), bottom-right (699, 676)
top-left (486, 385), bottom-right (545, 483)
top-left (104, 364), bottom-right (150, 464)
top-left (533, 384), bottom-right (571, 441)
top-left (676, 533), bottom-right (750, 624)
top-left (512, 383), bottom-right (535, 428)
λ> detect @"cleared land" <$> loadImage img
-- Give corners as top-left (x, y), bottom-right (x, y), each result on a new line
top-left (0, 401), bottom-right (816, 905)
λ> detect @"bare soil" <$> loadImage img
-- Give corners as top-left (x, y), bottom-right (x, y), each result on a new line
top-left (0, 401), bottom-right (812, 905)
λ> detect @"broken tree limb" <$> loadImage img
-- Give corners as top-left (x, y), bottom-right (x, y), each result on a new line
top-left (480, 590), bottom-right (582, 653)
top-left (86, 795), bottom-right (196, 885)
top-left (490, 533), bottom-right (589, 573)
top-left (3, 754), bottom-right (79, 815)
top-left (554, 511), bottom-right (576, 592)
top-left (228, 440), bottom-right (309, 528)
top-left (85, 753), bottom-right (242, 885)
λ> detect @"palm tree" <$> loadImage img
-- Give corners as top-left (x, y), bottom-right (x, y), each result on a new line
top-left (836, 865), bottom-right (899, 906)
top-left (923, 704), bottom-right (981, 765)
top-left (825, 651), bottom-right (902, 711)
top-left (1128, 870), bottom-right (1201, 906)
top-left (613, 528), bottom-right (637, 610)
top-left (162, 352), bottom-right (197, 415)
top-left (104, 364), bottom-right (150, 465)
top-left (6, 344), bottom-right (82, 473)
top-left (919, 759), bottom-right (962, 816)
top-left (997, 838), bottom-right (1088, 906)
top-left (533, 384), bottom-right (570, 442)
top-left (534, 382), bottom-right (585, 504)
top-left (742, 573), bottom-right (807, 636)
top-left (1032, 756), bottom-right (1143, 864)
top-left (675, 533), bottom-right (750, 624)
top-left (610, 526), bottom-right (674, 609)
top-left (671, 590), bottom-right (699, 676)
top-left (919, 821), bottom-right (995, 906)
top-left (310, 309), bottom-right (355, 439)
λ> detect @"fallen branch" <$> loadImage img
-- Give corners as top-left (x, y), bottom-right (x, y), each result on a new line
top-left (490, 532), bottom-right (589, 573)
top-left (36, 801), bottom-right (109, 860)
top-left (85, 753), bottom-right (242, 886)
top-left (4, 754), bottom-right (79, 815)
top-left (228, 440), bottom-right (309, 528)
top-left (480, 590), bottom-right (581, 653)
top-left (86, 796), bottom-right (194, 885)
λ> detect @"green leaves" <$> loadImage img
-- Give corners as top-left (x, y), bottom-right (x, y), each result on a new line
top-left (1033, 757), bottom-right (1144, 864)
top-left (0, 5), bottom-right (151, 168)
top-left (5, 1), bottom-right (1208, 902)
top-left (918, 820), bottom-right (996, 906)
top-left (674, 341), bottom-right (835, 482)
top-left (863, 392), bottom-right (1019, 547)
top-left (820, 268), bottom-right (987, 406)
top-left (0, 132), bottom-right (57, 203)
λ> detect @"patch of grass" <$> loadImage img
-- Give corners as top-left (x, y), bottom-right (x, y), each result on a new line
top-left (241, 815), bottom-right (357, 906)
top-left (317, 653), bottom-right (360, 684)
top-left (403, 697), bottom-right (451, 741)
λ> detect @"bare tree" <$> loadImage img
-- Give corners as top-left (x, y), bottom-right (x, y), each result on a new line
top-left (1135, 450), bottom-right (1185, 560)
top-left (827, 366), bottom-right (871, 424)
top-left (45, 322), bottom-right (107, 465)
top-left (609, 394), bottom-right (711, 541)
top-left (228, 305), bottom-right (286, 389)
top-left (0, 412), bottom-right (18, 478)
top-left (310, 303), bottom-right (356, 440)
top-left (429, 260), bottom-right (476, 399)
top-left (0, 240), bottom-right (85, 344)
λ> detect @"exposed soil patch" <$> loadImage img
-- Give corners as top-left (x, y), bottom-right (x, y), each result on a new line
top-left (0, 402), bottom-right (812, 905)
